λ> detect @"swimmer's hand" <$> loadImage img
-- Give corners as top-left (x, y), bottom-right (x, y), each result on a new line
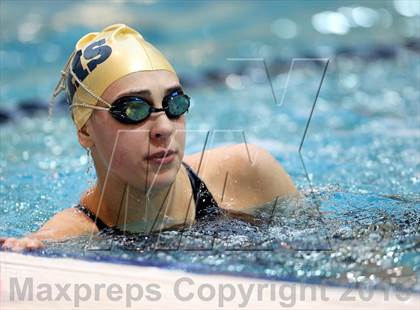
top-left (0, 237), bottom-right (44, 252)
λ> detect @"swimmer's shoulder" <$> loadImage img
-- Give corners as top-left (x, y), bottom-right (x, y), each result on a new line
top-left (53, 207), bottom-right (99, 232)
top-left (183, 143), bottom-right (297, 213)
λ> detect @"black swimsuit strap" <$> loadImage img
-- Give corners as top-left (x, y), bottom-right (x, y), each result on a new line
top-left (181, 161), bottom-right (221, 219)
top-left (74, 203), bottom-right (109, 230)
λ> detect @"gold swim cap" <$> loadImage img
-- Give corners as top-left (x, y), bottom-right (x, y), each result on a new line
top-left (54, 23), bottom-right (176, 129)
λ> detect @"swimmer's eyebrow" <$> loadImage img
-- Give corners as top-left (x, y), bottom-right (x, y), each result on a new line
top-left (164, 86), bottom-right (184, 95)
top-left (117, 86), bottom-right (183, 98)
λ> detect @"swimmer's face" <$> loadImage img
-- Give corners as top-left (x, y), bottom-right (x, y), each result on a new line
top-left (79, 70), bottom-right (186, 192)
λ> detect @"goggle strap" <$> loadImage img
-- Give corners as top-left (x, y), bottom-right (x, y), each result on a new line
top-left (68, 67), bottom-right (112, 108)
top-left (49, 50), bottom-right (76, 120)
top-left (70, 103), bottom-right (110, 111)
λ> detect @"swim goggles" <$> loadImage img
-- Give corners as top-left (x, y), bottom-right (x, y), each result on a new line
top-left (72, 90), bottom-right (190, 124)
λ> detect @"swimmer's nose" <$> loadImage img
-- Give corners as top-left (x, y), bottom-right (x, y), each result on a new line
top-left (149, 112), bottom-right (175, 141)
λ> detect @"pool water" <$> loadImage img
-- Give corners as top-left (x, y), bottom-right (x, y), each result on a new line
top-left (0, 0), bottom-right (419, 293)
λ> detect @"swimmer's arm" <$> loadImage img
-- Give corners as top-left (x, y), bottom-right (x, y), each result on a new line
top-left (221, 144), bottom-right (298, 213)
top-left (1, 208), bottom-right (98, 251)
top-left (248, 144), bottom-right (298, 198)
top-left (28, 207), bottom-right (99, 240)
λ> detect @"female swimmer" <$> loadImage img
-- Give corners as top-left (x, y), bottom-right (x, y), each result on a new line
top-left (1, 24), bottom-right (297, 251)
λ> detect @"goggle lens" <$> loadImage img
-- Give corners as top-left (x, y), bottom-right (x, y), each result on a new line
top-left (166, 94), bottom-right (190, 118)
top-left (125, 101), bottom-right (150, 122)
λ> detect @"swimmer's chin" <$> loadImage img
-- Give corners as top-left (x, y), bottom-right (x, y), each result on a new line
top-left (127, 171), bottom-right (178, 192)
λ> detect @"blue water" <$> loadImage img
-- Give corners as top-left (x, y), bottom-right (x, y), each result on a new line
top-left (0, 0), bottom-right (419, 292)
